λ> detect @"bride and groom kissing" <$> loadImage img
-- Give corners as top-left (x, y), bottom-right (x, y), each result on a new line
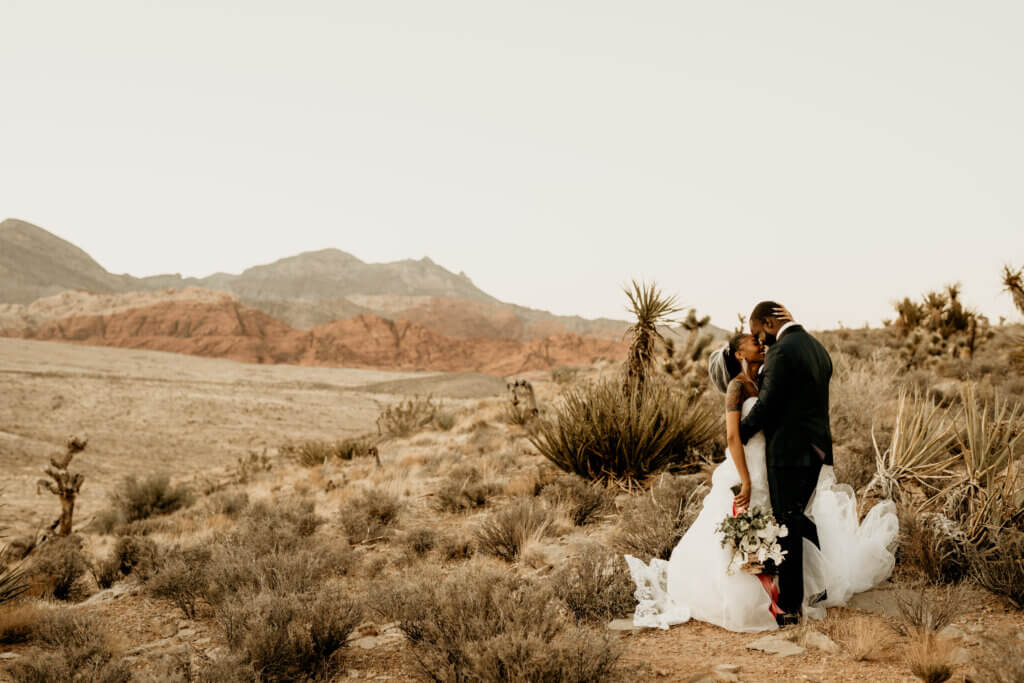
top-left (626, 302), bottom-right (899, 633)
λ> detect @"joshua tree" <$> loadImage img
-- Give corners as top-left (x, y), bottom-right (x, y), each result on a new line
top-left (663, 308), bottom-right (714, 395)
top-left (623, 281), bottom-right (681, 397)
top-left (1003, 264), bottom-right (1024, 316)
top-left (506, 379), bottom-right (539, 424)
top-left (893, 284), bottom-right (988, 364)
top-left (37, 437), bottom-right (87, 536)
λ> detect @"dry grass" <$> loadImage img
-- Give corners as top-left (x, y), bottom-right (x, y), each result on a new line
top-left (374, 561), bottom-right (621, 682)
top-left (551, 544), bottom-right (636, 624)
top-left (905, 633), bottom-right (953, 683)
top-left (832, 613), bottom-right (896, 662)
top-left (339, 486), bottom-right (403, 544)
top-left (614, 473), bottom-right (705, 561)
top-left (896, 584), bottom-right (965, 635)
top-left (540, 474), bottom-right (612, 526)
top-left (377, 395), bottom-right (451, 437)
top-left (0, 602), bottom-right (47, 644)
top-left (27, 536), bottom-right (89, 602)
top-left (4, 609), bottom-right (130, 682)
top-left (434, 465), bottom-right (500, 513)
top-left (970, 528), bottom-right (1024, 609)
top-left (897, 508), bottom-right (971, 584)
top-left (475, 498), bottom-right (556, 562)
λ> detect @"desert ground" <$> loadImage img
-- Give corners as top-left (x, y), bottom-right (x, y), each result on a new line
top-left (0, 335), bottom-right (1022, 682)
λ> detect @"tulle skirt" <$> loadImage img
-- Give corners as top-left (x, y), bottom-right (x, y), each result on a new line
top-left (625, 439), bottom-right (898, 632)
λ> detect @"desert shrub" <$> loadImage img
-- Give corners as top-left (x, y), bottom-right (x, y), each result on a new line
top-left (540, 474), bottom-right (611, 526)
top-left (339, 487), bottom-right (403, 544)
top-left (29, 537), bottom-right (89, 601)
top-left (0, 603), bottom-right (45, 644)
top-left (281, 437), bottom-right (379, 466)
top-left (529, 378), bottom-right (717, 486)
top-left (377, 395), bottom-right (448, 438)
top-left (5, 610), bottom-right (131, 683)
top-left (106, 473), bottom-right (194, 527)
top-left (897, 509), bottom-right (971, 584)
top-left (196, 656), bottom-right (258, 683)
top-left (614, 474), bottom-right (705, 561)
top-left (205, 489), bottom-right (250, 518)
top-left (906, 633), bottom-right (953, 683)
top-left (971, 628), bottom-right (1024, 683)
top-left (435, 465), bottom-right (498, 513)
top-left (147, 546), bottom-right (212, 619)
top-left (401, 527), bottom-right (437, 557)
top-left (475, 498), bottom-right (555, 562)
top-left (434, 411), bottom-right (456, 431)
top-left (0, 556), bottom-right (29, 606)
top-left (833, 614), bottom-right (895, 662)
top-left (437, 532), bottom-right (475, 561)
top-left (375, 562), bottom-right (621, 682)
top-left (970, 528), bottom-right (1024, 609)
top-left (92, 535), bottom-right (160, 589)
top-left (215, 587), bottom-right (361, 681)
top-left (895, 584), bottom-right (964, 635)
top-left (551, 366), bottom-right (579, 385)
top-left (551, 544), bottom-right (636, 624)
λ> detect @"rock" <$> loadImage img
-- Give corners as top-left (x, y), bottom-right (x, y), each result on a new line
top-left (846, 589), bottom-right (903, 618)
top-left (714, 664), bottom-right (741, 674)
top-left (747, 635), bottom-right (806, 657)
top-left (159, 622), bottom-right (178, 638)
top-left (940, 625), bottom-right (966, 641)
top-left (82, 580), bottom-right (140, 604)
top-left (803, 631), bottom-right (840, 654)
top-left (966, 624), bottom-right (985, 634)
top-left (0, 653), bottom-right (20, 660)
top-left (176, 628), bottom-right (197, 639)
top-left (607, 618), bottom-right (641, 633)
top-left (950, 647), bottom-right (972, 667)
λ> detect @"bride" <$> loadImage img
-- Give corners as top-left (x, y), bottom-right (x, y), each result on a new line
top-left (625, 331), bottom-right (899, 632)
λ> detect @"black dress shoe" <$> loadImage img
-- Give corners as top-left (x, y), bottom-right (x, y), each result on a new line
top-left (808, 590), bottom-right (828, 606)
top-left (775, 612), bottom-right (800, 627)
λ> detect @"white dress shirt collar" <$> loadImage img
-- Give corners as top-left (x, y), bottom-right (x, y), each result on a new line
top-left (777, 321), bottom-right (799, 339)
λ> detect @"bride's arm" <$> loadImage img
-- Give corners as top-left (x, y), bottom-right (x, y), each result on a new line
top-left (725, 380), bottom-right (752, 509)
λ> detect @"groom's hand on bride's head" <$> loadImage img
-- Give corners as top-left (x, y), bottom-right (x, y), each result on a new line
top-left (773, 306), bottom-right (793, 324)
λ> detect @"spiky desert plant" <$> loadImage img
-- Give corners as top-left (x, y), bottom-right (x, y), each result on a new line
top-left (663, 308), bottom-right (714, 394)
top-left (0, 554), bottom-right (29, 605)
top-left (622, 281), bottom-right (681, 396)
top-left (938, 385), bottom-right (1023, 545)
top-left (529, 378), bottom-right (717, 487)
top-left (866, 390), bottom-right (959, 502)
top-left (1003, 264), bottom-right (1024, 316)
top-left (36, 437), bottom-right (87, 536)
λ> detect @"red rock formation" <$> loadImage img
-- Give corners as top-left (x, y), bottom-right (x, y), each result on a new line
top-left (1, 296), bottom-right (626, 375)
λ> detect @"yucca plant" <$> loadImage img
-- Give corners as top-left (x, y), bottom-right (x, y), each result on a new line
top-left (0, 550), bottom-right (29, 605)
top-left (529, 378), bottom-right (717, 487)
top-left (939, 385), bottom-right (1023, 545)
top-left (867, 389), bottom-right (960, 502)
top-left (1003, 264), bottom-right (1024, 316)
top-left (622, 281), bottom-right (682, 397)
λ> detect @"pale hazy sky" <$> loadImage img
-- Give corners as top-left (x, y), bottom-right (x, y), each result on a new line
top-left (2, 1), bottom-right (1022, 329)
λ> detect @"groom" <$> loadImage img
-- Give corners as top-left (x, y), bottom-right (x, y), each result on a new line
top-left (739, 301), bottom-right (834, 626)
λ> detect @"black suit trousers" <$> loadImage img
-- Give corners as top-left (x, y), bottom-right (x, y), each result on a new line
top-left (767, 463), bottom-right (822, 615)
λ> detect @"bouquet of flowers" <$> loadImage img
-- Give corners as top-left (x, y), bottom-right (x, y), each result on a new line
top-left (716, 491), bottom-right (788, 576)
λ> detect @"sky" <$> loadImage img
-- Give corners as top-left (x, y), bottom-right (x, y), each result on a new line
top-left (2, 0), bottom-right (1022, 330)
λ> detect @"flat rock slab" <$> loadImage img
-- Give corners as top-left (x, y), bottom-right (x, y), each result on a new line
top-left (747, 635), bottom-right (806, 657)
top-left (607, 618), bottom-right (642, 633)
top-left (803, 631), bottom-right (840, 654)
top-left (846, 588), bottom-right (902, 618)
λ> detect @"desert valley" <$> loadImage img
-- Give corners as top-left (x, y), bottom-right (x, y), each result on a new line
top-left (0, 218), bottom-right (1022, 683)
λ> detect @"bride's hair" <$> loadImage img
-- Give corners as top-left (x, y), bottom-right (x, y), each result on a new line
top-left (723, 332), bottom-right (748, 379)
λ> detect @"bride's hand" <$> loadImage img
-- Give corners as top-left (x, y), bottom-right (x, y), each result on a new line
top-left (734, 480), bottom-right (751, 510)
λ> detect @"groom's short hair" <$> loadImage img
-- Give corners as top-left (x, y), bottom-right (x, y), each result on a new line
top-left (750, 301), bottom-right (783, 324)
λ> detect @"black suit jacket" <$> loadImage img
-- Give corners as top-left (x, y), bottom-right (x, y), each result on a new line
top-left (739, 325), bottom-right (834, 468)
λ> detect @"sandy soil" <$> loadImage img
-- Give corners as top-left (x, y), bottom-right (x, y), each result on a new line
top-left (0, 337), bottom-right (468, 537)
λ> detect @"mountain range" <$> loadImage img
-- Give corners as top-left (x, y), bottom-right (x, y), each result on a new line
top-left (0, 218), bottom-right (632, 340)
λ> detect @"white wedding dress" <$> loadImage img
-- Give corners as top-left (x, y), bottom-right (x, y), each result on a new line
top-left (625, 396), bottom-right (899, 632)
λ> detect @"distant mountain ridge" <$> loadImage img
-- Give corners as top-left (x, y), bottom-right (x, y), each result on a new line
top-left (0, 218), bottom-right (727, 343)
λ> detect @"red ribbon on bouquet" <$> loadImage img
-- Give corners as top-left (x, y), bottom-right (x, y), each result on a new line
top-left (732, 501), bottom-right (784, 619)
